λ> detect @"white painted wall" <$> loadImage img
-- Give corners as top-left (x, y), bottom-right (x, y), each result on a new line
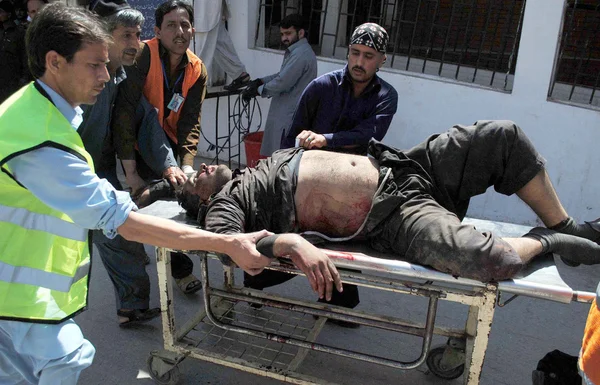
top-left (198, 0), bottom-right (600, 226)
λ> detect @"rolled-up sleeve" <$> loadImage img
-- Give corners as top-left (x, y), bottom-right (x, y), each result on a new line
top-left (6, 147), bottom-right (136, 239)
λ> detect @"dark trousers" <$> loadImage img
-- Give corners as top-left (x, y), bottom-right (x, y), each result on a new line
top-left (364, 120), bottom-right (545, 282)
top-left (244, 270), bottom-right (360, 308)
top-left (94, 230), bottom-right (150, 310)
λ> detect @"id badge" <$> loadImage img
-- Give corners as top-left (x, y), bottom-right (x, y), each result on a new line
top-left (167, 93), bottom-right (185, 112)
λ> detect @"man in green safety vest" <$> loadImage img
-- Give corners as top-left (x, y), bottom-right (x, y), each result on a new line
top-left (0, 4), bottom-right (301, 383)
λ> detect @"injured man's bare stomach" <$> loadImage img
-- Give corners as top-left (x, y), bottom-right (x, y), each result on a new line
top-left (294, 151), bottom-right (379, 237)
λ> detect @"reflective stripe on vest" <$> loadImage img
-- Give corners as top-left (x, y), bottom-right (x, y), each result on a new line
top-left (0, 259), bottom-right (89, 292)
top-left (0, 204), bottom-right (87, 242)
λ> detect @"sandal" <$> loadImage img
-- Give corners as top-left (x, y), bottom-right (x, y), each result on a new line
top-left (117, 307), bottom-right (161, 327)
top-left (223, 73), bottom-right (251, 91)
top-left (175, 274), bottom-right (202, 294)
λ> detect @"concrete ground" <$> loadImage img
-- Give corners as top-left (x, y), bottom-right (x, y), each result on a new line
top-left (76, 239), bottom-right (600, 385)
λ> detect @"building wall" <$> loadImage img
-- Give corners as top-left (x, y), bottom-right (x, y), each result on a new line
top-left (198, 0), bottom-right (600, 226)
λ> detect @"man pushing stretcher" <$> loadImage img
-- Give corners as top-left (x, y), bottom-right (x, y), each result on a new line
top-left (173, 120), bottom-right (600, 301)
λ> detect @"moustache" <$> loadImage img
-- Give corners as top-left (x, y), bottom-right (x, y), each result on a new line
top-left (352, 65), bottom-right (366, 73)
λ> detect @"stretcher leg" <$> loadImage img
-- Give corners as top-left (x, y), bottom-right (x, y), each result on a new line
top-left (464, 284), bottom-right (497, 385)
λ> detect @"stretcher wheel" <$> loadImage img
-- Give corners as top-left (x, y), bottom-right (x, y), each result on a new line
top-left (147, 355), bottom-right (181, 385)
top-left (426, 345), bottom-right (465, 380)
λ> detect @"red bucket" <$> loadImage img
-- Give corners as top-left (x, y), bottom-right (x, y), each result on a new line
top-left (243, 131), bottom-right (268, 168)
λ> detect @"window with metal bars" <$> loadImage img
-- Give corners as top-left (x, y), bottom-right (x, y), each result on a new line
top-left (549, 1), bottom-right (600, 108)
top-left (254, 0), bottom-right (526, 91)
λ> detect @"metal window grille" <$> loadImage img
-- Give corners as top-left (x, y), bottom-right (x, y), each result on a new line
top-left (255, 0), bottom-right (526, 91)
top-left (549, 1), bottom-right (600, 107)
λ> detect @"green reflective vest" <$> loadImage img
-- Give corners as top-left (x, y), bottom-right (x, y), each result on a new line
top-left (0, 83), bottom-right (94, 323)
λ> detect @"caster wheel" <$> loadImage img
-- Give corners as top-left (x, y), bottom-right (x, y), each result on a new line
top-left (426, 345), bottom-right (465, 380)
top-left (147, 355), bottom-right (181, 385)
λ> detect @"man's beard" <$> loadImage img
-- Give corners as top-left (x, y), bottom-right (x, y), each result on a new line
top-left (350, 66), bottom-right (372, 83)
top-left (283, 35), bottom-right (299, 48)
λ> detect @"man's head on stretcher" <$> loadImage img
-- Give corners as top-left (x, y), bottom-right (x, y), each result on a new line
top-left (177, 140), bottom-right (600, 284)
top-left (183, 163), bottom-right (232, 205)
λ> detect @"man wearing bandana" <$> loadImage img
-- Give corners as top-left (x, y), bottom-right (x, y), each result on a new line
top-left (281, 22), bottom-right (398, 156)
top-left (276, 23), bottom-right (397, 318)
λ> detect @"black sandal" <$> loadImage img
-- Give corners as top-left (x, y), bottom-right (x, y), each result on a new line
top-left (224, 73), bottom-right (250, 91)
top-left (117, 307), bottom-right (161, 327)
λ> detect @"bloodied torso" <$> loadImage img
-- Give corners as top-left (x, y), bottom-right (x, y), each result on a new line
top-left (204, 147), bottom-right (379, 238)
top-left (295, 150), bottom-right (378, 236)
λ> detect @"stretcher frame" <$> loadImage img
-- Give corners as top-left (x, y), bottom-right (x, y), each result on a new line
top-left (141, 201), bottom-right (595, 385)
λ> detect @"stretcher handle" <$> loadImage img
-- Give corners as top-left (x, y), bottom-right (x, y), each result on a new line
top-left (256, 235), bottom-right (280, 259)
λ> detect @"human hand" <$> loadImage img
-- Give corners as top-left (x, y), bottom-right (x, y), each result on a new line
top-left (132, 186), bottom-right (151, 208)
top-left (181, 165), bottom-right (195, 176)
top-left (224, 230), bottom-right (274, 275)
top-left (125, 172), bottom-right (147, 196)
top-left (163, 166), bottom-right (187, 187)
top-left (241, 79), bottom-right (262, 103)
top-left (296, 130), bottom-right (327, 149)
top-left (284, 235), bottom-right (342, 301)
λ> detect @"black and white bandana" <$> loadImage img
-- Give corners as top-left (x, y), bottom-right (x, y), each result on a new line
top-left (349, 23), bottom-right (389, 53)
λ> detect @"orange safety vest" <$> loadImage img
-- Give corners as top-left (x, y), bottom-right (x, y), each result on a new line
top-left (581, 298), bottom-right (600, 384)
top-left (143, 38), bottom-right (203, 144)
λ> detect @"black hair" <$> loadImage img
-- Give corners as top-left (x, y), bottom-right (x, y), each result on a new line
top-left (26, 3), bottom-right (112, 79)
top-left (155, 0), bottom-right (193, 28)
top-left (279, 13), bottom-right (306, 33)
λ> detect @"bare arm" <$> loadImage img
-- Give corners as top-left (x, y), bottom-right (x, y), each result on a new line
top-left (118, 211), bottom-right (272, 272)
top-left (258, 234), bottom-right (342, 301)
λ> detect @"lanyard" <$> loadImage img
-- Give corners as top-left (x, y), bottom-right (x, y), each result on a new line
top-left (161, 60), bottom-right (184, 93)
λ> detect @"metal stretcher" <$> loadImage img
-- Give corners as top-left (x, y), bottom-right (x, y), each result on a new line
top-left (139, 200), bottom-right (595, 385)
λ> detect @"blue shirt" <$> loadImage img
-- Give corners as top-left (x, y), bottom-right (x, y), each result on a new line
top-left (6, 80), bottom-right (135, 239)
top-left (78, 67), bottom-right (127, 176)
top-left (281, 65), bottom-right (398, 154)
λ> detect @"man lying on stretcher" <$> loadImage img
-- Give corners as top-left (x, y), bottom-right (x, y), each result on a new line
top-left (167, 120), bottom-right (600, 301)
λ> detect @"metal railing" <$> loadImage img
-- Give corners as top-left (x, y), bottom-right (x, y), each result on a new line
top-left (549, 0), bottom-right (600, 108)
top-left (255, 0), bottom-right (526, 91)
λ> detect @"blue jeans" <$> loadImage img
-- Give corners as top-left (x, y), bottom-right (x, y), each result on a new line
top-left (94, 230), bottom-right (150, 310)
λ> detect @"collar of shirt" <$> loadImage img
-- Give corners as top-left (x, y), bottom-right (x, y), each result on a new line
top-left (158, 41), bottom-right (190, 72)
top-left (36, 80), bottom-right (84, 130)
top-left (286, 37), bottom-right (309, 55)
top-left (114, 65), bottom-right (127, 86)
top-left (340, 64), bottom-right (382, 95)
